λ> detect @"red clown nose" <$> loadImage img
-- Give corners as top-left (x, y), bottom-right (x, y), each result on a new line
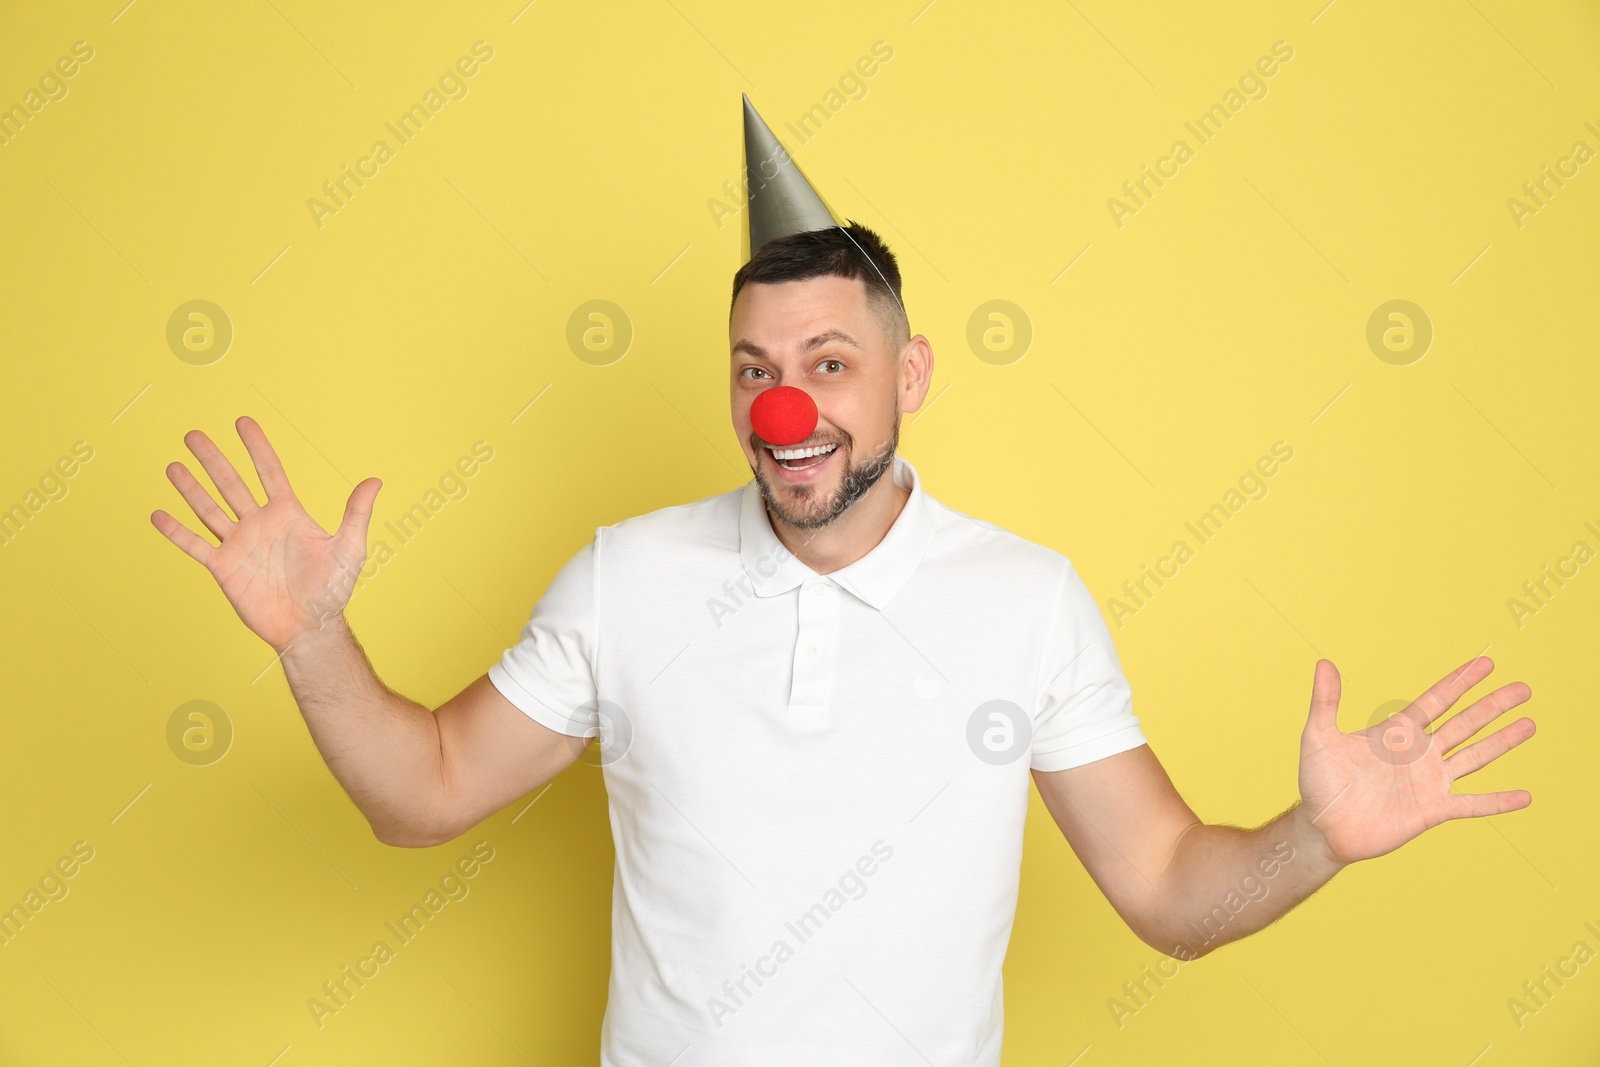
top-left (750, 386), bottom-right (818, 446)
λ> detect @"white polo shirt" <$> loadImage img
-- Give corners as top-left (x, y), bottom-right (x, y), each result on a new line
top-left (487, 454), bottom-right (1147, 1066)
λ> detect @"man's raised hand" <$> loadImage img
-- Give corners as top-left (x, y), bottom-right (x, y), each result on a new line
top-left (150, 415), bottom-right (383, 655)
top-left (1297, 655), bottom-right (1536, 867)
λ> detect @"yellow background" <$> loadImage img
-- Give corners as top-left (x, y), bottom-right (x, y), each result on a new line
top-left (1, 0), bottom-right (1596, 1063)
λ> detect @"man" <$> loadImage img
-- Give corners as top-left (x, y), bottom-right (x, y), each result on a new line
top-left (150, 98), bottom-right (1537, 1065)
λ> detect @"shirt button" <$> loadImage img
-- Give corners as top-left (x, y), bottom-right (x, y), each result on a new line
top-left (812, 583), bottom-right (828, 596)
top-left (808, 645), bottom-right (820, 657)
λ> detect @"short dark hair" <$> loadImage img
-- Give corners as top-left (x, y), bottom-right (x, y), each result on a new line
top-left (730, 221), bottom-right (910, 354)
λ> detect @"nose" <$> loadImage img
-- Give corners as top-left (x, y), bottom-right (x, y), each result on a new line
top-left (750, 385), bottom-right (818, 446)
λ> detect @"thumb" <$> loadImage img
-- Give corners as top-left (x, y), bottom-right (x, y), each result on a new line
top-left (1306, 658), bottom-right (1341, 737)
top-left (335, 477), bottom-right (382, 555)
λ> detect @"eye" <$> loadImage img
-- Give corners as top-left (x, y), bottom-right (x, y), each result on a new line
top-left (818, 359), bottom-right (844, 373)
top-left (740, 367), bottom-right (770, 380)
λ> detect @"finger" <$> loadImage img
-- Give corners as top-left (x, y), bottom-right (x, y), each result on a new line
top-left (334, 477), bottom-right (383, 556)
top-left (184, 428), bottom-right (261, 519)
top-left (1433, 681), bottom-right (1533, 753)
top-left (1412, 655), bottom-right (1495, 727)
top-left (150, 509), bottom-right (216, 567)
top-left (1305, 658), bottom-right (1341, 737)
top-left (1444, 717), bottom-right (1536, 780)
top-left (1444, 788), bottom-right (1532, 821)
top-left (165, 460), bottom-right (234, 540)
top-left (235, 415), bottom-right (297, 503)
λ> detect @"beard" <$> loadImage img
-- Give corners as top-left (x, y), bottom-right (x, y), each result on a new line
top-left (751, 402), bottom-right (901, 532)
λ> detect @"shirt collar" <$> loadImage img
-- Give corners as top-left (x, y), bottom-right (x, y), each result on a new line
top-left (738, 454), bottom-right (938, 611)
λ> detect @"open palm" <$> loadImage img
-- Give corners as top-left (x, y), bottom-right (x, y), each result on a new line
top-left (150, 416), bottom-right (382, 655)
top-left (1298, 656), bottom-right (1535, 866)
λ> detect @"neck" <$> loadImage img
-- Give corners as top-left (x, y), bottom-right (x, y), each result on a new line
top-left (767, 471), bottom-right (911, 575)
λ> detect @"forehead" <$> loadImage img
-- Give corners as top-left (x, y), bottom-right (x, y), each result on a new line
top-left (729, 274), bottom-right (876, 352)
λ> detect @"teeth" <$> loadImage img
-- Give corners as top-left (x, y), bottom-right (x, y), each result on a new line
top-left (768, 443), bottom-right (838, 460)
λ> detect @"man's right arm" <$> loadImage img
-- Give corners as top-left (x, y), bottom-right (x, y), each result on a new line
top-left (281, 615), bottom-right (586, 848)
top-left (151, 416), bottom-right (587, 848)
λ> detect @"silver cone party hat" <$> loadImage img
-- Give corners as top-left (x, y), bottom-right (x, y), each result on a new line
top-left (739, 94), bottom-right (909, 323)
top-left (742, 93), bottom-right (840, 258)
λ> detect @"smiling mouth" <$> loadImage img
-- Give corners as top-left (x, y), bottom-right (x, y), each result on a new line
top-left (765, 441), bottom-right (839, 472)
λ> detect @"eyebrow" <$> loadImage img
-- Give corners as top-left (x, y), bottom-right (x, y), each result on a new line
top-left (732, 327), bottom-right (862, 360)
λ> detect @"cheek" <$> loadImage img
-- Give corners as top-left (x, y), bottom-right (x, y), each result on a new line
top-left (834, 394), bottom-right (887, 436)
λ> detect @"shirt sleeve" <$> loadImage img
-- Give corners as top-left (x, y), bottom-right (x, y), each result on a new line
top-left (1029, 557), bottom-right (1148, 772)
top-left (486, 530), bottom-right (601, 738)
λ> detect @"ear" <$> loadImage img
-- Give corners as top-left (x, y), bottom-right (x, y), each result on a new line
top-left (899, 334), bottom-right (935, 412)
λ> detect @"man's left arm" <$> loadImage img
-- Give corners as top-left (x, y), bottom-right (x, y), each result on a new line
top-left (1033, 655), bottom-right (1536, 960)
